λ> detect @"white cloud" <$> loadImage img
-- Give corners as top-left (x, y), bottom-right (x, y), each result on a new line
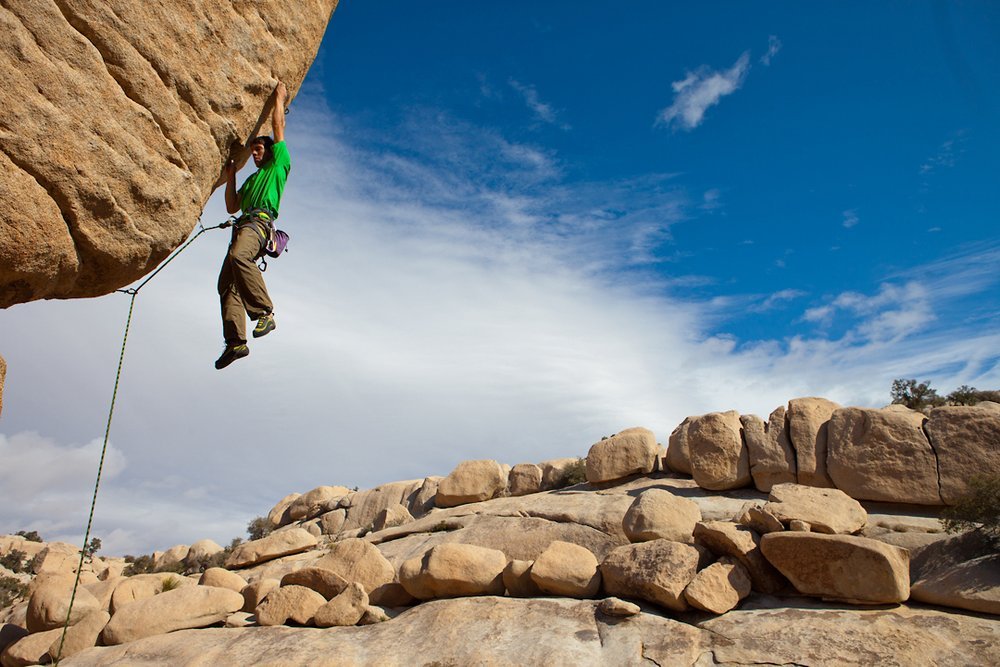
top-left (508, 79), bottom-right (570, 130)
top-left (749, 289), bottom-right (807, 313)
top-left (760, 35), bottom-right (782, 66)
top-left (842, 209), bottom-right (860, 228)
top-left (656, 52), bottom-right (751, 131)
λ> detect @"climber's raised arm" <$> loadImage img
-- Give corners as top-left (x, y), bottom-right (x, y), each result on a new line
top-left (272, 81), bottom-right (287, 143)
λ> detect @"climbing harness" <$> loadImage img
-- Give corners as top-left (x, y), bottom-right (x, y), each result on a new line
top-left (52, 217), bottom-right (230, 665)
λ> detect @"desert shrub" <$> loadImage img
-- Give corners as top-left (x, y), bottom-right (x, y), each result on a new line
top-left (941, 475), bottom-right (1000, 541)
top-left (160, 576), bottom-right (182, 592)
top-left (891, 378), bottom-right (945, 413)
top-left (123, 554), bottom-right (156, 576)
top-left (247, 516), bottom-right (272, 541)
top-left (83, 537), bottom-right (102, 560)
top-left (0, 575), bottom-right (28, 608)
top-left (15, 530), bottom-right (42, 543)
top-left (560, 458), bottom-right (588, 487)
top-left (0, 549), bottom-right (26, 574)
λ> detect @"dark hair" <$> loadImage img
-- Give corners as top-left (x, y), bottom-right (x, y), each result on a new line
top-left (249, 135), bottom-right (274, 151)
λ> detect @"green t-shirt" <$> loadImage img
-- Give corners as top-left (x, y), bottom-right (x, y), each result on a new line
top-left (239, 141), bottom-right (291, 215)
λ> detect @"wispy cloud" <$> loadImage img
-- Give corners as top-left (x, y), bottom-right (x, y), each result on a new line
top-left (656, 52), bottom-right (751, 131)
top-left (842, 209), bottom-right (860, 228)
top-left (749, 288), bottom-right (807, 313)
top-left (919, 135), bottom-right (964, 175)
top-left (760, 35), bottom-right (782, 66)
top-left (508, 79), bottom-right (570, 130)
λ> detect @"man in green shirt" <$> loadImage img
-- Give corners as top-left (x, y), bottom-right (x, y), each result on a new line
top-left (215, 82), bottom-right (291, 370)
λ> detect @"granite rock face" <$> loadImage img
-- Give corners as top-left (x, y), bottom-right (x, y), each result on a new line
top-left (0, 0), bottom-right (339, 308)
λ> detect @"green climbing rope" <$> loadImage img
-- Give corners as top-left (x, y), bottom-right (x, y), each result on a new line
top-left (52, 218), bottom-right (231, 665)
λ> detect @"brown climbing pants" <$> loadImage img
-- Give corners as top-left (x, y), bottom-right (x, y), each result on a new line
top-left (218, 221), bottom-right (272, 345)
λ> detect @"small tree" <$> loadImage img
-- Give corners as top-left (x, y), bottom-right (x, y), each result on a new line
top-left (247, 516), bottom-right (272, 541)
top-left (84, 537), bottom-right (102, 559)
top-left (15, 530), bottom-right (42, 543)
top-left (0, 549), bottom-right (26, 573)
top-left (941, 475), bottom-right (1000, 541)
top-left (890, 378), bottom-right (945, 412)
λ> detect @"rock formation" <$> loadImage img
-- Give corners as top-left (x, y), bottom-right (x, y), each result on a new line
top-left (1, 396), bottom-right (998, 665)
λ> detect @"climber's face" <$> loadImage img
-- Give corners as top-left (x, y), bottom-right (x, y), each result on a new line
top-left (250, 142), bottom-right (268, 167)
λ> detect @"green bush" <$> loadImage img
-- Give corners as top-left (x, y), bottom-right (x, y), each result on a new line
top-left (160, 576), bottom-right (182, 592)
top-left (0, 575), bottom-right (28, 608)
top-left (247, 516), bottom-right (272, 541)
top-left (0, 549), bottom-right (26, 574)
top-left (15, 530), bottom-right (42, 543)
top-left (941, 475), bottom-right (1000, 540)
top-left (560, 458), bottom-right (588, 487)
top-left (122, 554), bottom-right (156, 576)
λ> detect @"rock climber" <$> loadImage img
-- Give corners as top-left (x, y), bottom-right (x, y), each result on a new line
top-left (215, 81), bottom-right (291, 370)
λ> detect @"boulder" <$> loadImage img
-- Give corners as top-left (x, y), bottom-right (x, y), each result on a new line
top-left (911, 553), bottom-right (1000, 615)
top-left (154, 544), bottom-right (190, 571)
top-left (29, 543), bottom-right (80, 575)
top-left (409, 477), bottom-right (442, 517)
top-left (254, 585), bottom-right (326, 627)
top-left (318, 509), bottom-right (347, 535)
top-left (198, 567), bottom-right (247, 593)
top-left (101, 586), bottom-right (243, 644)
top-left (585, 427), bottom-right (658, 484)
top-left (266, 493), bottom-right (301, 529)
top-left (46, 609), bottom-right (109, 662)
top-left (399, 544), bottom-right (506, 600)
top-left (664, 416), bottom-right (696, 475)
top-left (185, 539), bottom-right (224, 566)
top-left (741, 407), bottom-right (796, 492)
top-left (225, 528), bottom-right (317, 569)
top-left (693, 521), bottom-right (786, 594)
top-left (287, 486), bottom-right (352, 522)
top-left (763, 483), bottom-right (867, 535)
top-left (760, 532), bottom-right (909, 603)
top-left (596, 597), bottom-right (641, 617)
top-left (311, 539), bottom-right (395, 604)
top-left (925, 405), bottom-right (1000, 504)
top-left (826, 407), bottom-right (941, 504)
top-left (280, 567), bottom-right (349, 600)
top-left (0, 625), bottom-right (28, 657)
top-left (0, 1), bottom-right (339, 308)
top-left (529, 541), bottom-right (601, 599)
top-left (502, 560), bottom-right (541, 598)
top-left (240, 578), bottom-right (279, 614)
top-left (683, 557), bottom-right (751, 614)
top-left (339, 480), bottom-right (426, 532)
top-left (508, 463), bottom-right (543, 496)
top-left (1, 628), bottom-right (61, 667)
top-left (538, 458), bottom-right (582, 490)
top-left (110, 573), bottom-right (194, 613)
top-left (688, 411), bottom-right (751, 491)
top-left (313, 583), bottom-right (368, 628)
top-left (600, 540), bottom-right (700, 611)
top-left (787, 397), bottom-right (840, 488)
top-left (736, 505), bottom-right (784, 535)
top-left (26, 574), bottom-right (100, 632)
top-left (622, 488), bottom-right (701, 543)
top-left (372, 504), bottom-right (414, 532)
top-left (436, 461), bottom-right (508, 507)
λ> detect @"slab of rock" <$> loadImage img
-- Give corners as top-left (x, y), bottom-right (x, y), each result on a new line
top-left (109, 573), bottom-right (195, 613)
top-left (664, 416), bottom-right (696, 474)
top-left (763, 483), bottom-right (867, 535)
top-left (313, 583), bottom-right (368, 628)
top-left (925, 405), bottom-right (1000, 504)
top-left (311, 539), bottom-right (395, 602)
top-left (737, 505), bottom-right (784, 534)
top-left (101, 585), bottom-right (243, 644)
top-left (538, 458), bottom-right (581, 490)
top-left (46, 609), bottom-right (109, 662)
top-left (761, 532), bottom-right (909, 603)
top-left (198, 568), bottom-right (247, 593)
top-left (399, 544), bottom-right (506, 600)
top-left (585, 427), bottom-right (658, 484)
top-left (741, 407), bottom-right (796, 492)
top-left (529, 541), bottom-right (600, 599)
top-left (911, 553), bottom-right (1000, 615)
top-left (339, 480), bottom-right (427, 533)
top-left (255, 585), bottom-right (326, 627)
top-left (0, 1), bottom-right (339, 308)
top-left (26, 574), bottom-right (100, 632)
top-left (503, 560), bottom-right (541, 598)
top-left (29, 542), bottom-right (81, 575)
top-left (436, 461), bottom-right (508, 508)
top-left (622, 488), bottom-right (701, 543)
top-left (240, 578), bottom-right (279, 614)
top-left (280, 567), bottom-right (348, 600)
top-left (600, 539), bottom-right (700, 611)
top-left (683, 557), bottom-right (751, 614)
top-left (693, 521), bottom-right (786, 595)
top-left (508, 463), bottom-right (543, 496)
top-left (288, 486), bottom-right (351, 522)
top-left (827, 407), bottom-right (941, 504)
top-left (688, 411), bottom-right (751, 491)
top-left (0, 625), bottom-right (28, 657)
top-left (266, 493), bottom-right (301, 529)
top-left (787, 397), bottom-right (840, 488)
top-left (226, 529), bottom-right (317, 569)
top-left (1, 628), bottom-right (60, 667)
top-left (597, 597), bottom-right (641, 617)
top-left (372, 504), bottom-right (414, 532)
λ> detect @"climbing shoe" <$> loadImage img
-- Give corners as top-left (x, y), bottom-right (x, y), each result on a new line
top-left (253, 313), bottom-right (276, 338)
top-left (215, 344), bottom-right (249, 370)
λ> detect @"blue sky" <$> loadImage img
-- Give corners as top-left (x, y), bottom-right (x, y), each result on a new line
top-left (2, 1), bottom-right (998, 553)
